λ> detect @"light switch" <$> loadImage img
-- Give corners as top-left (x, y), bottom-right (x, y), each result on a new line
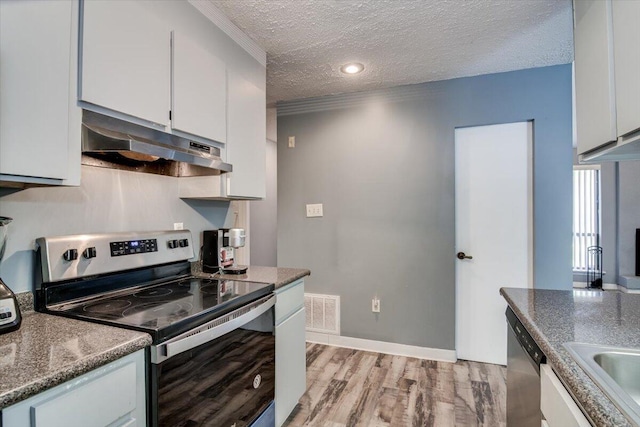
top-left (288, 136), bottom-right (295, 148)
top-left (306, 203), bottom-right (323, 217)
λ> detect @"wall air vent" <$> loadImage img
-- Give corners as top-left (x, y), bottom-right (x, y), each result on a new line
top-left (304, 293), bottom-right (340, 335)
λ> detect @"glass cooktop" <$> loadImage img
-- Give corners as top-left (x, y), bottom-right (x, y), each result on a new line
top-left (50, 277), bottom-right (274, 343)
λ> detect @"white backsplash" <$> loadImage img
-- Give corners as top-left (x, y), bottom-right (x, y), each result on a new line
top-left (0, 165), bottom-right (233, 292)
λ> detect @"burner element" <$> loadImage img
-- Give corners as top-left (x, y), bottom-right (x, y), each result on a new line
top-left (83, 299), bottom-right (132, 314)
top-left (134, 287), bottom-right (173, 298)
top-left (122, 301), bottom-right (194, 323)
top-left (200, 285), bottom-right (219, 295)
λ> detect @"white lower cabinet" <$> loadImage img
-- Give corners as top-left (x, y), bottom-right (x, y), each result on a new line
top-left (2, 350), bottom-right (146, 427)
top-left (540, 364), bottom-right (590, 427)
top-left (275, 280), bottom-right (306, 426)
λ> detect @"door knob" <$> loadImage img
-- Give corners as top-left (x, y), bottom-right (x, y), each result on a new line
top-left (457, 252), bottom-right (473, 260)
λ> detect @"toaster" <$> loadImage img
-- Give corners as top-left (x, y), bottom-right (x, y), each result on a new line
top-left (0, 279), bottom-right (21, 334)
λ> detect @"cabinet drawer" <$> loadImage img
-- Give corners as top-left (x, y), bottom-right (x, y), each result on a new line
top-left (540, 364), bottom-right (590, 427)
top-left (275, 280), bottom-right (304, 325)
top-left (32, 362), bottom-right (136, 427)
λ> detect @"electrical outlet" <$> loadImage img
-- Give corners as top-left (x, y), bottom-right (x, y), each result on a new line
top-left (372, 298), bottom-right (380, 313)
top-left (306, 203), bottom-right (323, 217)
top-left (173, 222), bottom-right (184, 230)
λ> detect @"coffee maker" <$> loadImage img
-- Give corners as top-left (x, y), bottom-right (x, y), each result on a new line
top-left (0, 216), bottom-right (21, 334)
top-left (202, 228), bottom-right (247, 274)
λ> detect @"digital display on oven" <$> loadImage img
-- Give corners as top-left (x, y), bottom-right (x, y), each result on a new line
top-left (110, 239), bottom-right (157, 257)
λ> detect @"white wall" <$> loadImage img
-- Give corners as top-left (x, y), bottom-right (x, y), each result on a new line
top-left (0, 166), bottom-right (234, 293)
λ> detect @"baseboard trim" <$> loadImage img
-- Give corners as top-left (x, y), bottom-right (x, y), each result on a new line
top-left (572, 282), bottom-right (618, 291)
top-left (617, 285), bottom-right (640, 294)
top-left (306, 331), bottom-right (457, 363)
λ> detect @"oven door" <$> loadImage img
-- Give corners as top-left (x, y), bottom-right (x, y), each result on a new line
top-left (149, 295), bottom-right (275, 427)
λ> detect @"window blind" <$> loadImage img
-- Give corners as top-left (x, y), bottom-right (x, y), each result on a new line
top-left (572, 167), bottom-right (601, 271)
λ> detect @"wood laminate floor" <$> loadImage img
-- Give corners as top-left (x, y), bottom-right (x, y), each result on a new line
top-left (283, 343), bottom-right (506, 427)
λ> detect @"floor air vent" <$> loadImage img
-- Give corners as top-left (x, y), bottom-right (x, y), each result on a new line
top-left (304, 293), bottom-right (340, 335)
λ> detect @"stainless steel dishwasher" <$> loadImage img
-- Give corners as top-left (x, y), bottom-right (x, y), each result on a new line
top-left (506, 307), bottom-right (546, 427)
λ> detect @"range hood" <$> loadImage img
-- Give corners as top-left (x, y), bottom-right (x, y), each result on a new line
top-left (81, 110), bottom-right (232, 177)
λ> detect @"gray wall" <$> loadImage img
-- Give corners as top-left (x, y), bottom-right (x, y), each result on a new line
top-left (277, 64), bottom-right (573, 350)
top-left (618, 161), bottom-right (640, 279)
top-left (250, 139), bottom-right (278, 266)
top-left (0, 166), bottom-right (233, 293)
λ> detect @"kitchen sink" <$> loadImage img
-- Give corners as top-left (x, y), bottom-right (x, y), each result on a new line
top-left (564, 342), bottom-right (640, 426)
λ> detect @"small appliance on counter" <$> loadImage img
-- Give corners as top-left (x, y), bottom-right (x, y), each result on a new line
top-left (0, 216), bottom-right (21, 334)
top-left (202, 228), bottom-right (248, 274)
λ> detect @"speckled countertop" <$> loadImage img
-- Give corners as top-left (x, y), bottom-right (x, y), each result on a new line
top-left (501, 288), bottom-right (640, 427)
top-left (192, 264), bottom-right (310, 289)
top-left (0, 295), bottom-right (151, 409)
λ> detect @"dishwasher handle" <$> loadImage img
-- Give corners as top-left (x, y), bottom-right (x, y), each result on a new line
top-left (151, 295), bottom-right (275, 364)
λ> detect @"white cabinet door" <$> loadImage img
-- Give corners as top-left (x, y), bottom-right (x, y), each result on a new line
top-left (612, 0), bottom-right (640, 139)
top-left (0, 0), bottom-right (74, 181)
top-left (226, 73), bottom-right (266, 199)
top-left (80, 0), bottom-right (170, 127)
top-left (171, 31), bottom-right (227, 144)
top-left (3, 350), bottom-right (146, 427)
top-left (275, 307), bottom-right (306, 427)
top-left (540, 364), bottom-right (590, 427)
top-left (574, 0), bottom-right (617, 154)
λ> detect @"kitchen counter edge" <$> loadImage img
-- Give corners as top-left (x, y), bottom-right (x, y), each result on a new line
top-left (192, 264), bottom-right (310, 289)
top-left (0, 311), bottom-right (152, 410)
top-left (500, 287), bottom-right (632, 427)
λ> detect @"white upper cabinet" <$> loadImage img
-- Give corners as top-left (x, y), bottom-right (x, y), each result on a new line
top-left (179, 71), bottom-right (266, 200)
top-left (612, 0), bottom-right (640, 139)
top-left (0, 0), bottom-right (81, 186)
top-left (80, 0), bottom-right (170, 128)
top-left (78, 0), bottom-right (266, 195)
top-left (171, 32), bottom-right (227, 144)
top-left (226, 73), bottom-right (266, 199)
top-left (574, 0), bottom-right (617, 154)
top-left (575, 0), bottom-right (640, 161)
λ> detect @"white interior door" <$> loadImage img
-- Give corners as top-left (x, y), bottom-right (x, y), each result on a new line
top-left (455, 122), bottom-right (533, 366)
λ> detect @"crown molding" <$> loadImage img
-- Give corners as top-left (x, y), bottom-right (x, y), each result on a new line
top-left (276, 81), bottom-right (448, 116)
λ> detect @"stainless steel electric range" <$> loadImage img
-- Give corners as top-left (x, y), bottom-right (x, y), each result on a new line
top-left (35, 230), bottom-right (275, 427)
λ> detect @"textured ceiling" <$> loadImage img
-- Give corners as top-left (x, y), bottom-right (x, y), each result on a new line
top-left (210, 0), bottom-right (574, 104)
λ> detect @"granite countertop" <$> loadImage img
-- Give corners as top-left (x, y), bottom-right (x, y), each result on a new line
top-left (192, 264), bottom-right (310, 289)
top-left (0, 303), bottom-right (152, 409)
top-left (501, 287), bottom-right (640, 427)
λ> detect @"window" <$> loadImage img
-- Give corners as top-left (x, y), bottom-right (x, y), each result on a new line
top-left (572, 166), bottom-right (601, 272)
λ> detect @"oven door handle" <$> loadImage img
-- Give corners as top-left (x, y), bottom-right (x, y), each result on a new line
top-left (151, 294), bottom-right (276, 364)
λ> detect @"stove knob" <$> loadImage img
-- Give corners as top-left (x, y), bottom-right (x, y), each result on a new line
top-left (167, 240), bottom-right (177, 249)
top-left (63, 249), bottom-right (78, 262)
top-left (83, 247), bottom-right (97, 259)
top-left (179, 239), bottom-right (189, 248)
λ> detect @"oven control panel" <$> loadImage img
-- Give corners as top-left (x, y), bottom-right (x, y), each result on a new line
top-left (110, 239), bottom-right (158, 257)
top-left (36, 230), bottom-right (194, 283)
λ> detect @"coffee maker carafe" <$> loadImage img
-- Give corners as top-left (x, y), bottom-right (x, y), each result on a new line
top-left (202, 228), bottom-right (247, 274)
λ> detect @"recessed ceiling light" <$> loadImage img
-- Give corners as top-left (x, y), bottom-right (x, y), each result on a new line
top-left (340, 63), bottom-right (364, 75)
